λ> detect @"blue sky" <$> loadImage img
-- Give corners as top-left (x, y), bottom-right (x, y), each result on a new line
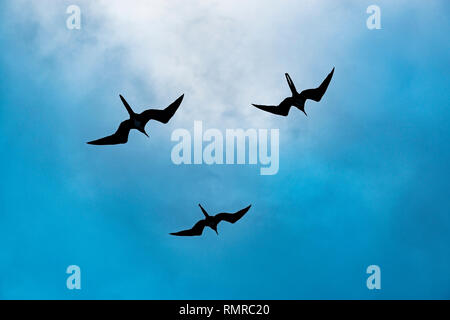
top-left (0, 0), bottom-right (449, 299)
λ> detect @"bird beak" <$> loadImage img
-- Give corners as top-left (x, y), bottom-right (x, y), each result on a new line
top-left (215, 229), bottom-right (218, 235)
top-left (143, 131), bottom-right (149, 138)
top-left (302, 110), bottom-right (308, 116)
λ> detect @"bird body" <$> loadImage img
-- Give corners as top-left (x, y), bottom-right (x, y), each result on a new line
top-left (252, 68), bottom-right (334, 116)
top-left (170, 204), bottom-right (251, 236)
top-left (87, 94), bottom-right (184, 145)
top-left (133, 119), bottom-right (144, 130)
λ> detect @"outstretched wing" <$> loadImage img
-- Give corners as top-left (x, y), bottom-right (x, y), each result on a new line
top-left (252, 97), bottom-right (293, 116)
top-left (214, 205), bottom-right (251, 225)
top-left (87, 119), bottom-right (132, 145)
top-left (140, 94), bottom-right (184, 125)
top-left (170, 219), bottom-right (206, 237)
top-left (299, 67), bottom-right (334, 102)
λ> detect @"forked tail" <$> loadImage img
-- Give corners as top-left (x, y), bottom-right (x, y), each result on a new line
top-left (198, 204), bottom-right (209, 217)
top-left (119, 94), bottom-right (135, 117)
top-left (285, 73), bottom-right (298, 96)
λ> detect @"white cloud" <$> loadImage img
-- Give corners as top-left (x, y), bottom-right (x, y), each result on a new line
top-left (9, 0), bottom-right (367, 129)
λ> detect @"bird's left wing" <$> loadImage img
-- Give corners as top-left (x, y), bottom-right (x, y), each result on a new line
top-left (170, 219), bottom-right (206, 237)
top-left (140, 94), bottom-right (184, 125)
top-left (214, 205), bottom-right (252, 224)
top-left (252, 97), bottom-right (293, 116)
top-left (87, 119), bottom-right (132, 145)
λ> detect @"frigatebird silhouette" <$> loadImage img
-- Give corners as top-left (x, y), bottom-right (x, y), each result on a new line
top-left (252, 67), bottom-right (334, 116)
top-left (87, 94), bottom-right (184, 145)
top-left (170, 204), bottom-right (251, 236)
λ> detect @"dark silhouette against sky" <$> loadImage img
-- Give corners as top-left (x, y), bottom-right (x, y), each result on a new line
top-left (170, 204), bottom-right (251, 236)
top-left (87, 94), bottom-right (184, 145)
top-left (252, 68), bottom-right (334, 116)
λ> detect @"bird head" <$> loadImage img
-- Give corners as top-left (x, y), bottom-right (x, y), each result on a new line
top-left (301, 109), bottom-right (307, 116)
top-left (212, 225), bottom-right (219, 235)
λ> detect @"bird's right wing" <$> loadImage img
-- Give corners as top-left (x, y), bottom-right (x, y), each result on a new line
top-left (252, 98), bottom-right (293, 116)
top-left (170, 220), bottom-right (206, 237)
top-left (87, 119), bottom-right (132, 145)
top-left (299, 67), bottom-right (334, 102)
top-left (214, 205), bottom-right (251, 224)
top-left (140, 94), bottom-right (184, 125)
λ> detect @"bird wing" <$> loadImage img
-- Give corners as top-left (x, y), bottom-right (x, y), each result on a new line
top-left (214, 205), bottom-right (251, 225)
top-left (140, 94), bottom-right (184, 125)
top-left (299, 67), bottom-right (334, 102)
top-left (87, 119), bottom-right (132, 145)
top-left (170, 219), bottom-right (207, 236)
top-left (252, 97), bottom-right (293, 116)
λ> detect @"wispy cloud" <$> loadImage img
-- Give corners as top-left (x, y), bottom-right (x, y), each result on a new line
top-left (8, 0), bottom-right (372, 128)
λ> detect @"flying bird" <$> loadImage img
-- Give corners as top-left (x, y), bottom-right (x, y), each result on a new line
top-left (252, 67), bottom-right (334, 116)
top-left (87, 94), bottom-right (184, 145)
top-left (170, 204), bottom-right (252, 236)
